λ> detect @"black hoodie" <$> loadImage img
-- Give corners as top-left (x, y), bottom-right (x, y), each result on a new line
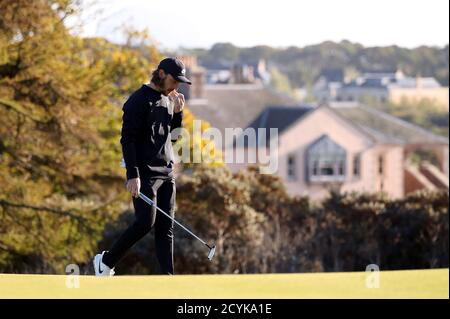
top-left (120, 84), bottom-right (183, 180)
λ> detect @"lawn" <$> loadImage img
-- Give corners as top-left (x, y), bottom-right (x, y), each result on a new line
top-left (0, 268), bottom-right (447, 299)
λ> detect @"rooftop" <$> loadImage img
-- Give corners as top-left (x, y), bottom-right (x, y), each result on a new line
top-left (188, 84), bottom-right (299, 136)
top-left (239, 102), bottom-right (448, 145)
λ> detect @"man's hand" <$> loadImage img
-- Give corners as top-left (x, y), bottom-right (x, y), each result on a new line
top-left (126, 177), bottom-right (141, 198)
top-left (169, 90), bottom-right (185, 113)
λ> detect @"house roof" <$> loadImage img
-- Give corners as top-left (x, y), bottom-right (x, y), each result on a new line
top-left (332, 104), bottom-right (449, 145)
top-left (391, 77), bottom-right (441, 89)
top-left (188, 84), bottom-right (299, 135)
top-left (243, 106), bottom-right (314, 145)
top-left (319, 68), bottom-right (344, 83)
top-left (238, 102), bottom-right (448, 146)
top-left (344, 73), bottom-right (442, 89)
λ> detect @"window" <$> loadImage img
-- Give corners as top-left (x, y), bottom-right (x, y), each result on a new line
top-left (378, 155), bottom-right (384, 175)
top-left (287, 154), bottom-right (296, 180)
top-left (319, 162), bottom-right (334, 175)
top-left (313, 160), bottom-right (319, 175)
top-left (338, 161), bottom-right (345, 175)
top-left (306, 135), bottom-right (347, 183)
top-left (353, 154), bottom-right (361, 177)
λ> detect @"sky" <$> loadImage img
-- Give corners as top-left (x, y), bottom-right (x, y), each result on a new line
top-left (72, 0), bottom-right (450, 50)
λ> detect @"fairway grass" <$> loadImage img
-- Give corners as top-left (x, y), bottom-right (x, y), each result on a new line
top-left (0, 268), bottom-right (448, 299)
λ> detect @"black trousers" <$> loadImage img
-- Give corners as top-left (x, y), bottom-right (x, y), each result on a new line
top-left (102, 178), bottom-right (176, 274)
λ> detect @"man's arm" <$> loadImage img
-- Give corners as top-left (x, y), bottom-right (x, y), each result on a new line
top-left (120, 97), bottom-right (143, 180)
top-left (171, 111), bottom-right (183, 130)
top-left (170, 90), bottom-right (184, 142)
top-left (170, 110), bottom-right (183, 143)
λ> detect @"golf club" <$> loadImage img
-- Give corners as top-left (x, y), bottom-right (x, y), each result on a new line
top-left (138, 192), bottom-right (216, 261)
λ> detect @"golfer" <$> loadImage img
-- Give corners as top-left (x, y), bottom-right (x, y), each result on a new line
top-left (93, 57), bottom-right (191, 276)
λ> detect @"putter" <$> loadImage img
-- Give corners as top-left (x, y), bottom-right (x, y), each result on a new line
top-left (138, 192), bottom-right (216, 261)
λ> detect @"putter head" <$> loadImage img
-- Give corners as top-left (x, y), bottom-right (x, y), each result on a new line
top-left (208, 245), bottom-right (216, 261)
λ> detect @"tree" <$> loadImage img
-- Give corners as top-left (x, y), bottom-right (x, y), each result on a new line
top-left (0, 0), bottom-right (224, 273)
top-left (0, 0), bottom-right (158, 272)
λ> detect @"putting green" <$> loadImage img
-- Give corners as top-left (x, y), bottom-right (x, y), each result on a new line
top-left (0, 269), bottom-right (447, 299)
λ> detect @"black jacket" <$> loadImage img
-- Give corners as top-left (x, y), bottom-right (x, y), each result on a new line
top-left (120, 84), bottom-right (183, 180)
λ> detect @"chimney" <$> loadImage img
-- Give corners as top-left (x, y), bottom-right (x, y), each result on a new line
top-left (231, 64), bottom-right (255, 84)
top-left (177, 55), bottom-right (205, 101)
top-left (178, 55), bottom-right (198, 69)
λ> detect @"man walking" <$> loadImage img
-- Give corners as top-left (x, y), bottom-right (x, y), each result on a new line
top-left (93, 57), bottom-right (192, 276)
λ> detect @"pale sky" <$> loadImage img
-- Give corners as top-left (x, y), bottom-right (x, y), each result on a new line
top-left (73, 0), bottom-right (449, 49)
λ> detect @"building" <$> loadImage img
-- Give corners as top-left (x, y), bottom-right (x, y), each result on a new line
top-left (312, 68), bottom-right (344, 101)
top-left (181, 59), bottom-right (448, 200)
top-left (204, 59), bottom-right (271, 85)
top-left (313, 70), bottom-right (449, 110)
top-left (177, 56), bottom-right (272, 109)
top-left (229, 102), bottom-right (448, 200)
top-left (187, 83), bottom-right (299, 135)
top-left (177, 55), bottom-right (207, 102)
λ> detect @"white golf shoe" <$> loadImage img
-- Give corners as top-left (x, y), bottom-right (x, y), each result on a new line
top-left (93, 251), bottom-right (115, 276)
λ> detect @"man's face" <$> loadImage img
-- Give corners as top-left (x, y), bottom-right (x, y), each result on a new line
top-left (159, 70), bottom-right (180, 96)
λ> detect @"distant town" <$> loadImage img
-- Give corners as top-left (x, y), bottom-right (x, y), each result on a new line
top-left (175, 53), bottom-right (449, 200)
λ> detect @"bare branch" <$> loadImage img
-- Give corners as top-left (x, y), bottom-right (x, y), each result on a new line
top-left (0, 199), bottom-right (88, 223)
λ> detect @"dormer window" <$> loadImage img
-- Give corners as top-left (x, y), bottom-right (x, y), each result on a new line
top-left (306, 135), bottom-right (347, 183)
